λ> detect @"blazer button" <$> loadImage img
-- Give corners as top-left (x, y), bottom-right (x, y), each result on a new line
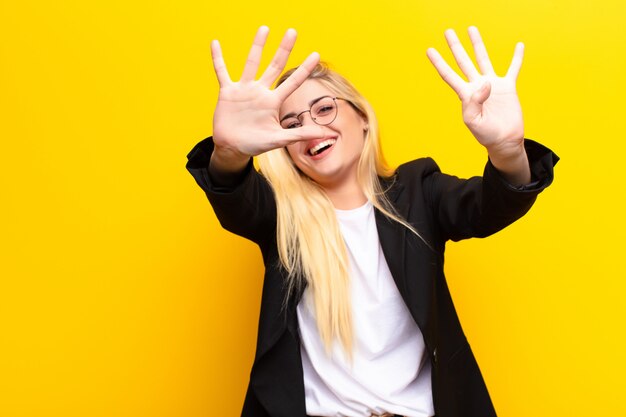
top-left (432, 348), bottom-right (438, 363)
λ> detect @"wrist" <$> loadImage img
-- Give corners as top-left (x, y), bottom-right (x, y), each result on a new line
top-left (210, 144), bottom-right (251, 176)
top-left (485, 135), bottom-right (525, 159)
top-left (487, 139), bottom-right (531, 186)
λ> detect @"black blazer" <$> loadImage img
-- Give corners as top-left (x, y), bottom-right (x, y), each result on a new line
top-left (186, 137), bottom-right (558, 417)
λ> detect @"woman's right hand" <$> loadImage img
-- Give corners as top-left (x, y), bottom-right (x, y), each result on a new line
top-left (210, 26), bottom-right (330, 172)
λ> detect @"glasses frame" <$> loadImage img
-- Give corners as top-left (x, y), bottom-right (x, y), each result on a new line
top-left (281, 96), bottom-right (349, 129)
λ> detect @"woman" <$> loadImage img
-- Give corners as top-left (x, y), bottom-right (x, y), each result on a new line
top-left (186, 26), bottom-right (558, 417)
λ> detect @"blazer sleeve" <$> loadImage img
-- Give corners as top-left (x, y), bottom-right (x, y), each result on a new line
top-left (185, 136), bottom-right (277, 245)
top-left (423, 138), bottom-right (559, 242)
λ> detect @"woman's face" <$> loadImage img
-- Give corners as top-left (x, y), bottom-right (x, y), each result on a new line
top-left (280, 79), bottom-right (368, 189)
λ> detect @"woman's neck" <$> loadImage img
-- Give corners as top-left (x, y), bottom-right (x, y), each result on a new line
top-left (322, 180), bottom-right (367, 210)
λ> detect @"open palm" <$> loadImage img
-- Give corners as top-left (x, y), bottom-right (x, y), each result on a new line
top-left (211, 27), bottom-right (330, 158)
top-left (427, 26), bottom-right (525, 153)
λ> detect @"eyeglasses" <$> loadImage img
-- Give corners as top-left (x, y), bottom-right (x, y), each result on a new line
top-left (280, 96), bottom-right (349, 129)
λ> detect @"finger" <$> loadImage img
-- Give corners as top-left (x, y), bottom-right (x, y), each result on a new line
top-left (506, 42), bottom-right (525, 80)
top-left (276, 124), bottom-right (332, 145)
top-left (241, 26), bottom-right (270, 82)
top-left (274, 51), bottom-right (321, 101)
top-left (444, 28), bottom-right (481, 81)
top-left (467, 26), bottom-right (495, 75)
top-left (259, 28), bottom-right (297, 87)
top-left (463, 80), bottom-right (491, 124)
top-left (211, 40), bottom-right (232, 87)
top-left (426, 47), bottom-right (467, 97)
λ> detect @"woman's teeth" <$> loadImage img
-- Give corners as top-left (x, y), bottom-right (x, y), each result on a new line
top-left (308, 139), bottom-right (337, 156)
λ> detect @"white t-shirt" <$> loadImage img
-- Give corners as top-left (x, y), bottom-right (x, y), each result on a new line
top-left (297, 201), bottom-right (434, 417)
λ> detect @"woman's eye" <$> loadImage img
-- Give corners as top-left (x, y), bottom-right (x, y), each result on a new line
top-left (284, 120), bottom-right (301, 129)
top-left (316, 105), bottom-right (334, 115)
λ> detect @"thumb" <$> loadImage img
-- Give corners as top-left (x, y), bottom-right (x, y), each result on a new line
top-left (277, 124), bottom-right (330, 145)
top-left (464, 80), bottom-right (491, 122)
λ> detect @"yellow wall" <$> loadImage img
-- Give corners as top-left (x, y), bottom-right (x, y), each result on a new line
top-left (1, 0), bottom-right (624, 416)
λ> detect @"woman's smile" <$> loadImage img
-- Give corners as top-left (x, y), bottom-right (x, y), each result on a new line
top-left (307, 138), bottom-right (337, 157)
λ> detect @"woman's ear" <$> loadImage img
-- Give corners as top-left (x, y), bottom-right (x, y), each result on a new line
top-left (362, 121), bottom-right (370, 141)
top-left (361, 115), bottom-right (369, 132)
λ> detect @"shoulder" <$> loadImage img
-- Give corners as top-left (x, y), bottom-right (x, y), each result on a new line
top-left (379, 157), bottom-right (444, 206)
top-left (395, 157), bottom-right (441, 177)
top-left (389, 157), bottom-right (443, 192)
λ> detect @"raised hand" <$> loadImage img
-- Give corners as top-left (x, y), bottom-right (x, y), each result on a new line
top-left (427, 26), bottom-right (525, 157)
top-left (211, 26), bottom-right (331, 167)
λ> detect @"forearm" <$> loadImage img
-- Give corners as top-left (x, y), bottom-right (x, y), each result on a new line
top-left (487, 140), bottom-right (531, 187)
top-left (209, 145), bottom-right (251, 187)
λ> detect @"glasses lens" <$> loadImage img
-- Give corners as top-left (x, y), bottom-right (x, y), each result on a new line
top-left (280, 97), bottom-right (338, 129)
top-left (311, 98), bottom-right (337, 125)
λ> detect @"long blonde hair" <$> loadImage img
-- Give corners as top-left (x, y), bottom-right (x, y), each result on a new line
top-left (257, 63), bottom-right (421, 356)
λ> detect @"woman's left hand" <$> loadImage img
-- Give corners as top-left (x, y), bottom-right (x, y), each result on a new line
top-left (427, 26), bottom-right (525, 159)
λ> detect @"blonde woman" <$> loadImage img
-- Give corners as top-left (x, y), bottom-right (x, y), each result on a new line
top-left (186, 26), bottom-right (558, 417)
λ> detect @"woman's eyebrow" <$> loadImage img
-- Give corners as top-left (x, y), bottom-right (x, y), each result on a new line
top-left (308, 96), bottom-right (327, 106)
top-left (280, 112), bottom-right (297, 122)
top-left (279, 96), bottom-right (329, 122)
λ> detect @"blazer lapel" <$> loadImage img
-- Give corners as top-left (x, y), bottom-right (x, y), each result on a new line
top-left (375, 178), bottom-right (410, 304)
top-left (375, 205), bottom-right (409, 301)
top-left (375, 178), bottom-right (433, 337)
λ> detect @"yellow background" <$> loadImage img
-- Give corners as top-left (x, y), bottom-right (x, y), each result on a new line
top-left (1, 0), bottom-right (625, 416)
